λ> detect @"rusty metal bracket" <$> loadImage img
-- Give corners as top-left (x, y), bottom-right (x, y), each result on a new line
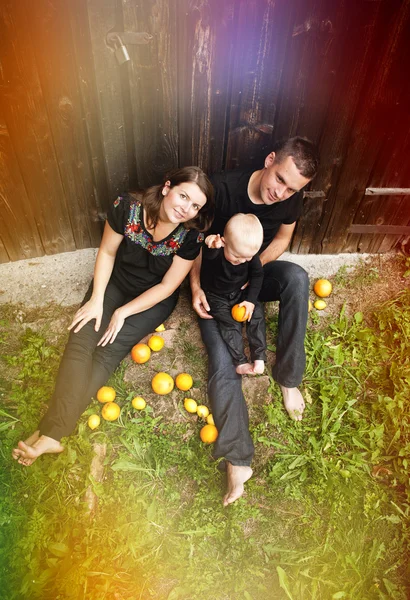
top-left (106, 31), bottom-right (152, 46)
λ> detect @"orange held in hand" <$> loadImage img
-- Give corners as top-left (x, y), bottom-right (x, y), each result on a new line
top-left (148, 335), bottom-right (165, 351)
top-left (152, 372), bottom-right (174, 395)
top-left (102, 402), bottom-right (121, 421)
top-left (96, 386), bottom-right (116, 403)
top-left (131, 343), bottom-right (151, 364)
top-left (175, 373), bottom-right (193, 391)
top-left (313, 278), bottom-right (332, 298)
top-left (200, 423), bottom-right (218, 444)
top-left (231, 304), bottom-right (247, 322)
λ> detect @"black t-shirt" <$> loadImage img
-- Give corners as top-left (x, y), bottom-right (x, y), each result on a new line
top-left (107, 193), bottom-right (204, 296)
top-left (201, 247), bottom-right (263, 304)
top-left (209, 170), bottom-right (303, 251)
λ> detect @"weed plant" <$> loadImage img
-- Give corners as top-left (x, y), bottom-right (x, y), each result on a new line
top-left (0, 287), bottom-right (409, 599)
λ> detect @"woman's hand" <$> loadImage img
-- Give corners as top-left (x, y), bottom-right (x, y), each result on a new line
top-left (69, 298), bottom-right (104, 333)
top-left (98, 308), bottom-right (126, 346)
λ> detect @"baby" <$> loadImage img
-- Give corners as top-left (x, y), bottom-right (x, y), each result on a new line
top-left (200, 213), bottom-right (266, 375)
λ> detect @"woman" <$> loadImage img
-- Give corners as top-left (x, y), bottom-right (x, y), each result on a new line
top-left (12, 166), bottom-right (214, 465)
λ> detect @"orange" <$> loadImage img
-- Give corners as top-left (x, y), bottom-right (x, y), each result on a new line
top-left (131, 343), bottom-right (151, 364)
top-left (313, 279), bottom-right (332, 298)
top-left (155, 323), bottom-right (165, 332)
top-left (175, 373), bottom-right (193, 391)
top-left (314, 299), bottom-right (327, 310)
top-left (200, 424), bottom-right (218, 444)
top-left (206, 413), bottom-right (215, 426)
top-left (102, 401), bottom-right (121, 421)
top-left (87, 414), bottom-right (100, 430)
top-left (196, 405), bottom-right (209, 419)
top-left (184, 398), bottom-right (198, 413)
top-left (132, 396), bottom-right (146, 410)
top-left (96, 386), bottom-right (116, 403)
top-left (148, 335), bottom-right (165, 352)
top-left (152, 372), bottom-right (174, 395)
top-left (231, 304), bottom-right (247, 322)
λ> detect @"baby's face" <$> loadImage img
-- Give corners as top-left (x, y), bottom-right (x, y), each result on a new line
top-left (223, 241), bottom-right (255, 266)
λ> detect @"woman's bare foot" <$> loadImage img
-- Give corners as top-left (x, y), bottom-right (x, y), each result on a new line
top-left (223, 462), bottom-right (253, 506)
top-left (12, 434), bottom-right (64, 466)
top-left (12, 430), bottom-right (40, 460)
top-left (252, 360), bottom-right (264, 374)
top-left (280, 386), bottom-right (305, 421)
top-left (236, 363), bottom-right (254, 375)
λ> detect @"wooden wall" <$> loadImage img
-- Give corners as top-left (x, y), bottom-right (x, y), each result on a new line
top-left (0, 0), bottom-right (409, 262)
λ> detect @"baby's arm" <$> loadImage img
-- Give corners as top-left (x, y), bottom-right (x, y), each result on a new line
top-left (205, 233), bottom-right (225, 249)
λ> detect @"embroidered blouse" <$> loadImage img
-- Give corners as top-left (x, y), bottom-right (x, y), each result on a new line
top-left (107, 193), bottom-right (204, 296)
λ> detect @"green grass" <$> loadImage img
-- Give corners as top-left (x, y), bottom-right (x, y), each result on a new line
top-left (1, 284), bottom-right (409, 599)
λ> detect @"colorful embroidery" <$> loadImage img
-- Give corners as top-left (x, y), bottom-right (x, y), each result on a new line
top-left (124, 200), bottom-right (190, 257)
top-left (196, 232), bottom-right (205, 243)
top-left (113, 196), bottom-right (122, 208)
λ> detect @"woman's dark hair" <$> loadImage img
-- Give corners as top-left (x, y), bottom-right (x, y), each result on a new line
top-left (142, 166), bottom-right (214, 231)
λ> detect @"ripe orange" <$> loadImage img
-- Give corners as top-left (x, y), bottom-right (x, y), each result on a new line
top-left (131, 343), bottom-right (151, 364)
top-left (96, 386), bottom-right (116, 403)
top-left (87, 414), bottom-right (101, 430)
top-left (132, 396), bottom-right (146, 410)
top-left (175, 373), bottom-right (193, 391)
top-left (101, 401), bottom-right (121, 421)
top-left (200, 424), bottom-right (218, 444)
top-left (231, 304), bottom-right (247, 322)
top-left (184, 398), bottom-right (198, 413)
top-left (152, 372), bottom-right (174, 395)
top-left (196, 405), bottom-right (209, 419)
top-left (313, 279), bottom-right (332, 298)
top-left (155, 323), bottom-right (165, 332)
top-left (206, 413), bottom-right (215, 426)
top-left (148, 335), bottom-right (165, 352)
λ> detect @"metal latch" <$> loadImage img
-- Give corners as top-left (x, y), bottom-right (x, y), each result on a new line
top-left (107, 31), bottom-right (153, 65)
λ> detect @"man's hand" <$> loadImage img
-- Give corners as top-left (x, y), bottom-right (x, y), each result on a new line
top-left (192, 287), bottom-right (213, 320)
top-left (239, 300), bottom-right (255, 322)
top-left (205, 234), bottom-right (225, 249)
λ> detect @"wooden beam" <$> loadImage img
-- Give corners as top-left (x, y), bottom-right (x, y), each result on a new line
top-left (365, 188), bottom-right (410, 195)
top-left (349, 225), bottom-right (410, 235)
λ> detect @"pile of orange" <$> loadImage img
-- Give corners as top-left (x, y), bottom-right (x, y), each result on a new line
top-left (312, 278), bottom-right (333, 311)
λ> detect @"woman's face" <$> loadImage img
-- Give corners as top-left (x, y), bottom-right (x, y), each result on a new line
top-left (160, 181), bottom-right (207, 224)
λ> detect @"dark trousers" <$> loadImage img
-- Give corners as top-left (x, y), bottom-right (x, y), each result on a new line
top-left (39, 281), bottom-right (177, 441)
top-left (199, 260), bottom-right (309, 467)
top-left (206, 290), bottom-right (266, 365)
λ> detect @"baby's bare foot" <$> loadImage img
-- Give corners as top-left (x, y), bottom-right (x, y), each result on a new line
top-left (252, 360), bottom-right (265, 374)
top-left (236, 363), bottom-right (254, 375)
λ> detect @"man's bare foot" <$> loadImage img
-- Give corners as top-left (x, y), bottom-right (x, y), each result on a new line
top-left (280, 386), bottom-right (305, 421)
top-left (236, 363), bottom-right (254, 375)
top-left (252, 360), bottom-right (264, 374)
top-left (223, 462), bottom-right (253, 506)
top-left (12, 434), bottom-right (64, 466)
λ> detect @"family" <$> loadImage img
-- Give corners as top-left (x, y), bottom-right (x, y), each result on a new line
top-left (12, 137), bottom-right (319, 506)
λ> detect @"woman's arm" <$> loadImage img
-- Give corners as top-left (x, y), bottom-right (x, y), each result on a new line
top-left (69, 222), bottom-right (124, 333)
top-left (98, 254), bottom-right (195, 346)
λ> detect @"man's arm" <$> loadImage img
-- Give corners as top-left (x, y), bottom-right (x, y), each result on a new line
top-left (258, 222), bottom-right (296, 266)
top-left (190, 250), bottom-right (213, 319)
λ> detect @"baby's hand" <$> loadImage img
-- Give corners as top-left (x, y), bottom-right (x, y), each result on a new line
top-left (239, 301), bottom-right (255, 322)
top-left (205, 234), bottom-right (225, 249)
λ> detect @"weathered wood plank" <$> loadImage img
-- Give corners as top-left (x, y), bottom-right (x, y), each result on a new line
top-left (122, 0), bottom-right (178, 187)
top-left (0, 114), bottom-right (44, 262)
top-left (29, 0), bottom-right (103, 250)
top-left (349, 225), bottom-right (410, 235)
top-left (226, 0), bottom-right (293, 170)
top-left (86, 0), bottom-right (129, 198)
top-left (69, 0), bottom-right (111, 223)
top-left (0, 1), bottom-right (76, 256)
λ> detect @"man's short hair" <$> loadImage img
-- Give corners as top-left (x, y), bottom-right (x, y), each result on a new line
top-left (273, 137), bottom-right (319, 180)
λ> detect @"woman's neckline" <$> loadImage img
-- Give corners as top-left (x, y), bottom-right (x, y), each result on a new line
top-left (140, 203), bottom-right (183, 243)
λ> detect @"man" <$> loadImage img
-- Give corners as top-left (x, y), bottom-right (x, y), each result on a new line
top-left (190, 137), bottom-right (319, 506)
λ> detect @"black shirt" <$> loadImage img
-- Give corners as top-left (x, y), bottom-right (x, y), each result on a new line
top-left (201, 247), bottom-right (263, 304)
top-left (209, 170), bottom-right (303, 251)
top-left (107, 193), bottom-right (204, 296)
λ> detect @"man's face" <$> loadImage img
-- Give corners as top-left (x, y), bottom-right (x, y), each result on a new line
top-left (259, 152), bottom-right (311, 205)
